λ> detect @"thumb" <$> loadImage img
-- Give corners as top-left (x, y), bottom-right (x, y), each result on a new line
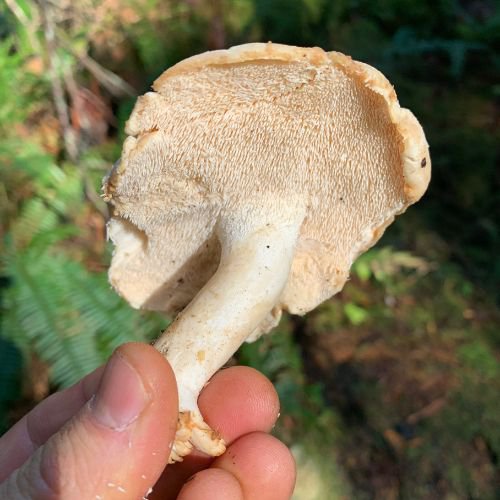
top-left (0, 343), bottom-right (178, 499)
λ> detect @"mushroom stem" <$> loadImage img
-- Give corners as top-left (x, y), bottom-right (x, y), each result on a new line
top-left (155, 219), bottom-right (302, 412)
top-left (155, 217), bottom-right (302, 459)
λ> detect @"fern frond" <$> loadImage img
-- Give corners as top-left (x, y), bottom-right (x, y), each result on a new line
top-left (2, 244), bottom-right (167, 387)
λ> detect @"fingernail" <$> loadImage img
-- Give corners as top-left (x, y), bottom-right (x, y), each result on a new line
top-left (91, 352), bottom-right (149, 430)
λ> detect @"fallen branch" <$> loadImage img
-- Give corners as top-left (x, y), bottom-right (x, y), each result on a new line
top-left (4, 0), bottom-right (42, 52)
top-left (56, 31), bottom-right (136, 97)
top-left (39, 0), bottom-right (78, 161)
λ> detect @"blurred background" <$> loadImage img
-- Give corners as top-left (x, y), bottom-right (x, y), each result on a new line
top-left (0, 0), bottom-right (499, 498)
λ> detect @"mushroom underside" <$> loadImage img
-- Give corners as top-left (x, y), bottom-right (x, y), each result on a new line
top-left (105, 42), bottom-right (430, 462)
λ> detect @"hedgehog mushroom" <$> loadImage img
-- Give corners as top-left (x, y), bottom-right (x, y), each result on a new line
top-left (103, 43), bottom-right (431, 462)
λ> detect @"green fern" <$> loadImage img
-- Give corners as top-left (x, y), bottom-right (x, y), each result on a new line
top-left (2, 232), bottom-right (168, 387)
top-left (1, 139), bottom-right (168, 388)
top-left (0, 32), bottom-right (48, 132)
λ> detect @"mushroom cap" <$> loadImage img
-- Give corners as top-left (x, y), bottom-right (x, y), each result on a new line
top-left (104, 42), bottom-right (430, 318)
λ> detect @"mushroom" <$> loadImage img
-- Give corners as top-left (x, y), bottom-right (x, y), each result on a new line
top-left (103, 43), bottom-right (431, 462)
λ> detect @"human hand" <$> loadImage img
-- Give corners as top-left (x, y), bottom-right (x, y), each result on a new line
top-left (0, 343), bottom-right (295, 499)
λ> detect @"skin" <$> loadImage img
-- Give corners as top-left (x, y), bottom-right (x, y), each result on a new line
top-left (0, 343), bottom-right (296, 499)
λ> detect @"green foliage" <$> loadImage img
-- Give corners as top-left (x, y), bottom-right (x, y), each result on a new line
top-left (343, 302), bottom-right (369, 326)
top-left (0, 1), bottom-right (499, 497)
top-left (302, 238), bottom-right (500, 499)
top-left (459, 340), bottom-right (499, 378)
top-left (404, 338), bottom-right (500, 499)
top-left (0, 338), bottom-right (23, 434)
top-left (386, 27), bottom-right (486, 78)
top-left (1, 140), bottom-right (168, 388)
top-left (0, 19), bottom-right (47, 131)
top-left (2, 240), bottom-right (164, 387)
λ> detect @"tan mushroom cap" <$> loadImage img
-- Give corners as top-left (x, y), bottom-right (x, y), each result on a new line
top-left (104, 42), bottom-right (430, 321)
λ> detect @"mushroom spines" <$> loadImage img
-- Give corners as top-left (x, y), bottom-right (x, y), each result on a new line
top-left (104, 43), bottom-right (431, 462)
top-left (105, 42), bottom-right (430, 318)
top-left (326, 50), bottom-right (431, 204)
